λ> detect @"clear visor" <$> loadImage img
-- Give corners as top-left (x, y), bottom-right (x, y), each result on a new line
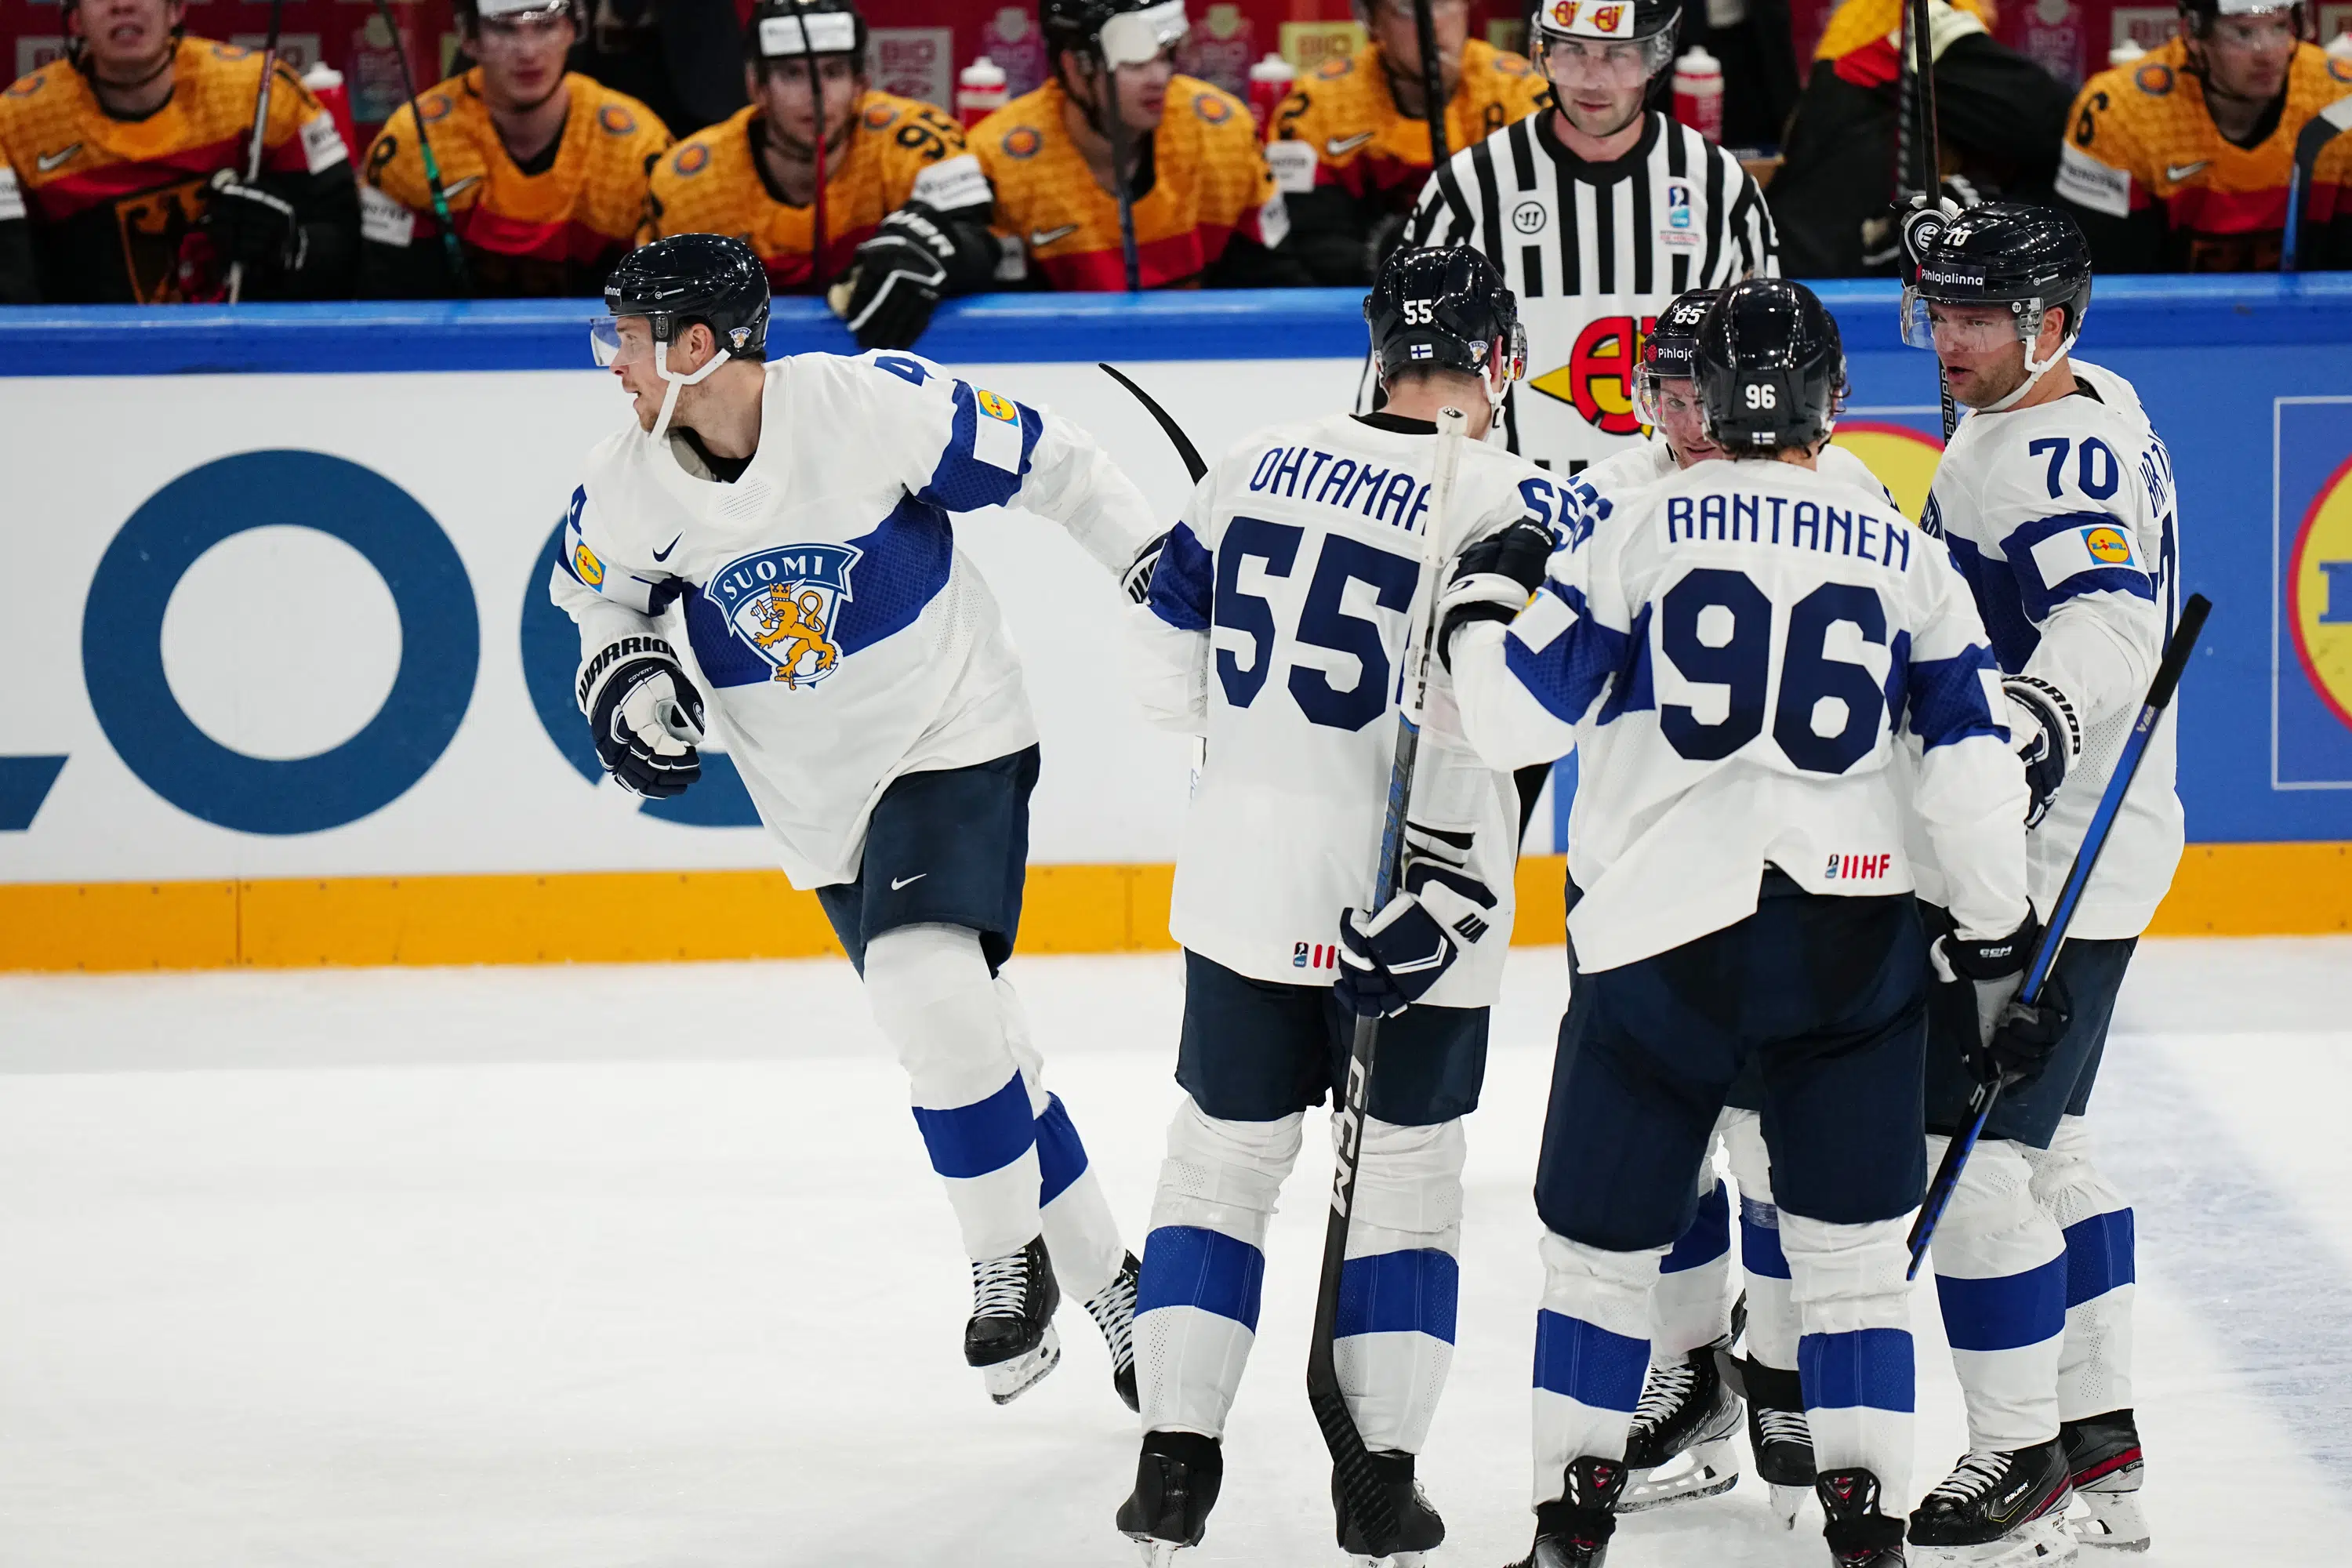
top-left (1497, 319), bottom-right (1530, 384)
top-left (1099, 0), bottom-right (1190, 69)
top-left (1537, 30), bottom-right (1675, 85)
top-left (590, 315), bottom-right (624, 367)
top-left (1899, 288), bottom-right (2043, 352)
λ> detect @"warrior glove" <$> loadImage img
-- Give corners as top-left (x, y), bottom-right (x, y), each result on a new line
top-left (2002, 674), bottom-right (2081, 829)
top-left (579, 636), bottom-right (706, 799)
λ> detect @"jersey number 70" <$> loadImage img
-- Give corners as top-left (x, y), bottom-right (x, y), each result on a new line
top-left (1661, 568), bottom-right (1892, 775)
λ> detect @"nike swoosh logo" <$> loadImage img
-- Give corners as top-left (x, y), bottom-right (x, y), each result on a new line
top-left (441, 175), bottom-right (483, 201)
top-left (1028, 223), bottom-right (1080, 249)
top-left (35, 143), bottom-right (79, 172)
top-left (652, 534), bottom-right (681, 561)
top-left (1325, 131), bottom-right (1375, 156)
top-left (890, 873), bottom-right (927, 891)
top-left (2164, 161), bottom-right (2209, 183)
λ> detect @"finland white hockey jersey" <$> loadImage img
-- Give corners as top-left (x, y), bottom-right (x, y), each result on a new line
top-left (1914, 359), bottom-right (2183, 939)
top-left (1575, 432), bottom-right (1895, 513)
top-left (1130, 411), bottom-right (1585, 1000)
top-left (1449, 455), bottom-right (2031, 974)
top-left (550, 350), bottom-right (1157, 887)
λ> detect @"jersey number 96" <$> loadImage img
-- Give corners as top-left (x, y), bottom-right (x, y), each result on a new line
top-left (1661, 568), bottom-right (1889, 775)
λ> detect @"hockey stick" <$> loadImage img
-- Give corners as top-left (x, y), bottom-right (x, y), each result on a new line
top-left (371, 0), bottom-right (472, 294)
top-left (1102, 56), bottom-right (1144, 292)
top-left (1906, 591), bottom-right (2211, 1279)
top-left (1305, 404), bottom-right (1469, 1559)
top-left (1413, 0), bottom-right (1450, 170)
top-left (1902, 0), bottom-right (1958, 441)
top-left (2281, 97), bottom-right (2352, 273)
top-left (224, 0), bottom-right (285, 303)
top-left (807, 46), bottom-right (832, 294)
top-left (1099, 361), bottom-right (1207, 482)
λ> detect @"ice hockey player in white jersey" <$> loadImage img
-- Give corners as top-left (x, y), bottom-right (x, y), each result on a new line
top-left (1437, 278), bottom-right (2045, 1568)
top-left (1897, 204), bottom-right (2181, 1560)
top-left (548, 234), bottom-right (1159, 1410)
top-left (1114, 246), bottom-right (1580, 1566)
top-left (1571, 284), bottom-right (1902, 1525)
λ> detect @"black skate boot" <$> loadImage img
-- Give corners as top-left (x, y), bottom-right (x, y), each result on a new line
top-left (1733, 1355), bottom-right (1816, 1529)
top-left (965, 1235), bottom-right (1060, 1404)
top-left (1116, 1429), bottom-right (1221, 1566)
top-left (1817, 1468), bottom-right (1907, 1568)
top-left (1082, 1251), bottom-right (1141, 1412)
top-left (1333, 1450), bottom-right (1443, 1565)
top-left (1509, 1455), bottom-right (1626, 1568)
top-left (1621, 1334), bottom-right (1742, 1512)
top-left (1907, 1440), bottom-right (2074, 1566)
top-left (2060, 1410), bottom-right (2147, 1552)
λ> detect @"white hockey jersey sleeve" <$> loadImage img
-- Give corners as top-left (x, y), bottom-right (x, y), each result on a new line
top-left (1129, 464), bottom-right (1218, 734)
top-left (548, 477), bottom-right (682, 669)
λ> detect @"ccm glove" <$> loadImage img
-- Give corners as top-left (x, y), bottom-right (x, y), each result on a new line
top-left (1335, 823), bottom-right (1497, 1018)
top-left (2002, 674), bottom-right (2081, 829)
top-left (840, 203), bottom-right (960, 350)
top-left (1436, 521), bottom-right (1554, 671)
top-left (1933, 914), bottom-right (2072, 1088)
top-left (578, 636), bottom-right (706, 799)
top-left (203, 169), bottom-right (308, 273)
top-left (1123, 530), bottom-right (1168, 604)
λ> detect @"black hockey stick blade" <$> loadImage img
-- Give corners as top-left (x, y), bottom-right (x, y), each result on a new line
top-left (1099, 362), bottom-right (1208, 483)
top-left (1906, 593), bottom-right (2211, 1277)
top-left (2282, 99), bottom-right (2352, 273)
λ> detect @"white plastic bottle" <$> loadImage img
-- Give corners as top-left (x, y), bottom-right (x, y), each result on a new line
top-left (1247, 51), bottom-right (1296, 137)
top-left (1672, 47), bottom-right (1725, 144)
top-left (956, 56), bottom-right (1008, 129)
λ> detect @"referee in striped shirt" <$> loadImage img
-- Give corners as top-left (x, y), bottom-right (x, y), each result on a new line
top-left (1405, 0), bottom-right (1777, 474)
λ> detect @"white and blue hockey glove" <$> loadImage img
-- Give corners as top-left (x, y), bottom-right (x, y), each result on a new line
top-left (1933, 914), bottom-right (2073, 1088)
top-left (2002, 674), bottom-right (2080, 829)
top-left (1336, 825), bottom-right (1497, 1018)
top-left (577, 635), bottom-right (706, 800)
top-left (1437, 521), bottom-right (1552, 671)
top-left (1123, 529), bottom-right (1168, 605)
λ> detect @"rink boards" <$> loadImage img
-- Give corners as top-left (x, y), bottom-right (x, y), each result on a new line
top-left (1, 281), bottom-right (2347, 969)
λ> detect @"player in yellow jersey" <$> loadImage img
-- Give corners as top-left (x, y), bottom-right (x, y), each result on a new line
top-left (641, 0), bottom-right (996, 350)
top-left (360, 0), bottom-right (671, 298)
top-left (2056, 0), bottom-right (2352, 270)
top-left (973, 0), bottom-right (1305, 291)
top-left (1267, 0), bottom-right (1552, 285)
top-left (0, 0), bottom-right (356, 303)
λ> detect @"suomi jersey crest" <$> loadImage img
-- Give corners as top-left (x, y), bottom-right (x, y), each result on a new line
top-left (706, 544), bottom-right (860, 688)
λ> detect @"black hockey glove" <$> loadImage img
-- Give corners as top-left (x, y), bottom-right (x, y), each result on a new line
top-left (2002, 674), bottom-right (2081, 829)
top-left (1863, 180), bottom-right (1979, 278)
top-left (840, 203), bottom-right (960, 350)
top-left (1436, 521), bottom-right (1554, 672)
top-left (1123, 530), bottom-right (1168, 605)
top-left (578, 636), bottom-right (706, 799)
top-left (1933, 914), bottom-right (2072, 1088)
top-left (203, 169), bottom-right (308, 274)
top-left (1335, 823), bottom-right (1496, 1018)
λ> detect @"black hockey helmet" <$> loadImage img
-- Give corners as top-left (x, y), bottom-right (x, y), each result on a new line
top-left (599, 233), bottom-right (772, 362)
top-left (1528, 0), bottom-right (1683, 79)
top-left (1902, 201), bottom-right (2092, 357)
top-left (1633, 287), bottom-right (1718, 425)
top-left (1364, 245), bottom-right (1528, 391)
top-left (1042, 0), bottom-right (1191, 69)
top-left (746, 0), bottom-right (869, 70)
top-left (1692, 278), bottom-right (1847, 452)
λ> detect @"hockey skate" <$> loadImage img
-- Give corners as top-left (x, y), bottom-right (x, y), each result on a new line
top-left (1082, 1250), bottom-right (1141, 1412)
top-left (1621, 1336), bottom-right (1741, 1512)
top-left (1332, 1449), bottom-right (1443, 1566)
top-left (1727, 1353), bottom-right (1815, 1527)
top-left (1510, 1455), bottom-right (1625, 1568)
top-left (965, 1235), bottom-right (1059, 1404)
top-left (1908, 1441), bottom-right (2076, 1567)
top-left (1117, 1430), bottom-right (1221, 1566)
top-left (1817, 1468), bottom-right (1908, 1568)
top-left (2059, 1410), bottom-right (2147, 1552)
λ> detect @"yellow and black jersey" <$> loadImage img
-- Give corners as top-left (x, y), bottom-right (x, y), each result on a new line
top-left (974, 74), bottom-right (1301, 290)
top-left (0, 38), bottom-right (355, 303)
top-left (641, 93), bottom-right (988, 293)
top-left (1267, 38), bottom-right (1550, 283)
top-left (2056, 37), bottom-right (2352, 272)
top-left (359, 71), bottom-right (669, 298)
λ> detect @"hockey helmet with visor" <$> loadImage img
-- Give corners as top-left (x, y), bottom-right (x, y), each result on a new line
top-left (594, 234), bottom-right (772, 440)
top-left (1901, 202), bottom-right (2091, 411)
top-left (1530, 0), bottom-right (1682, 83)
top-left (1633, 287), bottom-right (1719, 427)
top-left (1364, 245), bottom-right (1528, 415)
top-left (1043, 0), bottom-right (1192, 69)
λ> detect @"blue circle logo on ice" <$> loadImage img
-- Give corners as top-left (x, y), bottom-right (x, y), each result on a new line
top-left (82, 450), bottom-right (480, 835)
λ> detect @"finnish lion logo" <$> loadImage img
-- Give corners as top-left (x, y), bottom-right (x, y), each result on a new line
top-left (708, 543), bottom-right (861, 688)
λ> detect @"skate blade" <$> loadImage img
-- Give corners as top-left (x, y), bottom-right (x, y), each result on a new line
top-left (1767, 1483), bottom-right (1809, 1529)
top-left (1915, 1517), bottom-right (2078, 1568)
top-left (2067, 1489), bottom-right (2149, 1552)
top-left (980, 1325), bottom-right (1060, 1405)
top-left (1620, 1437), bottom-right (1740, 1512)
top-left (1347, 1554), bottom-right (1428, 1567)
top-left (1126, 1534), bottom-right (1188, 1566)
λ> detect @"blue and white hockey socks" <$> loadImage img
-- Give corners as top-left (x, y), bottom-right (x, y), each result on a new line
top-left (1532, 1232), bottom-right (1660, 1501)
top-left (1135, 1102), bottom-right (1302, 1436)
top-left (1786, 1212), bottom-right (1916, 1503)
top-left (1724, 1110), bottom-right (1802, 1372)
top-left (999, 976), bottom-right (1125, 1302)
top-left (1651, 1175), bottom-right (1734, 1357)
top-left (1928, 1134), bottom-right (2067, 1451)
top-left (2024, 1115), bottom-right (2136, 1421)
top-left (1334, 1115), bottom-right (1466, 1454)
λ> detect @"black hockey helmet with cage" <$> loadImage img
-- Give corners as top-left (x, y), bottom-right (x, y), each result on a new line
top-left (1042, 0), bottom-right (1191, 69)
top-left (1364, 245), bottom-right (1529, 387)
top-left (1692, 278), bottom-right (1847, 452)
top-left (1904, 201), bottom-right (2092, 350)
top-left (601, 233), bottom-right (772, 361)
top-left (746, 0), bottom-right (869, 68)
top-left (1528, 0), bottom-right (1684, 78)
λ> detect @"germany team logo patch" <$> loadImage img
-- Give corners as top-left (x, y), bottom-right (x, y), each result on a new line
top-left (1001, 125), bottom-right (1042, 159)
top-left (598, 103), bottom-right (637, 136)
top-left (673, 143), bottom-right (710, 176)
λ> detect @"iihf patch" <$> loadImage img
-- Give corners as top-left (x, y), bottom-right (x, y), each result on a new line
top-left (706, 543), bottom-right (862, 688)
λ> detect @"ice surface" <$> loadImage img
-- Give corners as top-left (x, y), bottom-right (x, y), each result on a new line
top-left (0, 939), bottom-right (2345, 1566)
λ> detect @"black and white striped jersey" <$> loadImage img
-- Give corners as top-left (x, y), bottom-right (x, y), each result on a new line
top-left (1403, 111), bottom-right (1779, 474)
